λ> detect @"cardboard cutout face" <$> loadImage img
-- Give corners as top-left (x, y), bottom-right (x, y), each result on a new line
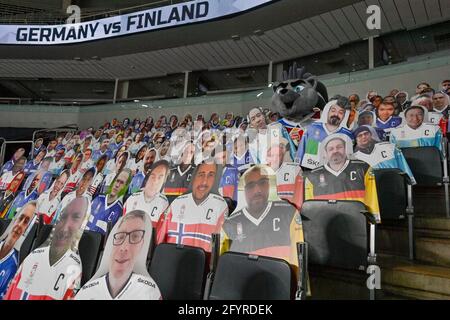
top-left (141, 161), bottom-right (170, 199)
top-left (0, 201), bottom-right (37, 254)
top-left (318, 134), bottom-right (354, 169)
top-left (45, 197), bottom-right (90, 266)
top-left (233, 165), bottom-right (280, 213)
top-left (188, 163), bottom-right (221, 203)
top-left (6, 172), bottom-right (25, 194)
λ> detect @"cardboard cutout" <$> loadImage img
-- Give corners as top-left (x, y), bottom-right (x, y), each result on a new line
top-left (5, 170), bottom-right (51, 219)
top-left (304, 134), bottom-right (381, 223)
top-left (0, 201), bottom-right (37, 298)
top-left (295, 99), bottom-right (354, 169)
top-left (86, 169), bottom-right (132, 235)
top-left (0, 171), bottom-right (25, 218)
top-left (3, 197), bottom-right (90, 300)
top-left (36, 170), bottom-right (70, 225)
top-left (391, 105), bottom-right (443, 150)
top-left (220, 165), bottom-right (303, 267)
top-left (157, 163), bottom-right (227, 253)
top-left (164, 142), bottom-right (196, 201)
top-left (76, 211), bottom-right (161, 300)
top-left (124, 161), bottom-right (170, 229)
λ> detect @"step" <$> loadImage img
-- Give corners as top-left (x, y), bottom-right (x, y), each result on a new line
top-left (377, 217), bottom-right (450, 267)
top-left (413, 187), bottom-right (449, 217)
top-left (379, 254), bottom-right (450, 300)
top-left (415, 237), bottom-right (450, 267)
top-left (308, 265), bottom-right (411, 300)
top-left (415, 217), bottom-right (450, 232)
top-left (308, 255), bottom-right (450, 300)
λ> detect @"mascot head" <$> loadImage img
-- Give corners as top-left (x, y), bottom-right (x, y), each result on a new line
top-left (272, 63), bottom-right (328, 121)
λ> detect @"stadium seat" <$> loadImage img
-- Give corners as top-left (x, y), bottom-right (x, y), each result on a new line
top-left (301, 200), bottom-right (378, 299)
top-left (0, 218), bottom-right (11, 235)
top-left (18, 223), bottom-right (38, 264)
top-left (301, 200), bottom-right (374, 270)
top-left (223, 197), bottom-right (237, 217)
top-left (149, 243), bottom-right (208, 300)
top-left (207, 251), bottom-right (295, 300)
top-left (78, 230), bottom-right (104, 286)
top-left (401, 147), bottom-right (444, 186)
top-left (374, 168), bottom-right (415, 259)
top-left (374, 169), bottom-right (409, 220)
top-left (401, 144), bottom-right (450, 217)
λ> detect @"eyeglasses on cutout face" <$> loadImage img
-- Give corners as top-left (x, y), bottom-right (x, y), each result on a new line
top-left (113, 230), bottom-right (145, 246)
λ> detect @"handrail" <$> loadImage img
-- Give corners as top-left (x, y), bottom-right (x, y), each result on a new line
top-left (0, 137), bottom-right (5, 168)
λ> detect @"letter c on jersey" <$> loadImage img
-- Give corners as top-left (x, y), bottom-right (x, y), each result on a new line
top-left (273, 218), bottom-right (280, 231)
top-left (54, 273), bottom-right (65, 291)
top-left (206, 208), bottom-right (213, 220)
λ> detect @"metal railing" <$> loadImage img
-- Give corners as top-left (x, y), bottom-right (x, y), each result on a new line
top-left (30, 124), bottom-right (78, 159)
top-left (0, 137), bottom-right (5, 168)
top-left (0, 140), bottom-right (33, 168)
top-left (442, 137), bottom-right (450, 218)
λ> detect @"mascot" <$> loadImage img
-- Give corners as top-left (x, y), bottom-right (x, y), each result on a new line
top-left (271, 63), bottom-right (328, 160)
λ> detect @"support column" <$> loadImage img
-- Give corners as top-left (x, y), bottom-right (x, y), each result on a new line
top-left (113, 78), bottom-right (119, 104)
top-left (183, 71), bottom-right (190, 99)
top-left (274, 63), bottom-right (284, 82)
top-left (113, 79), bottom-right (129, 103)
top-left (120, 81), bottom-right (129, 100)
top-left (368, 36), bottom-right (375, 70)
top-left (268, 61), bottom-right (273, 85)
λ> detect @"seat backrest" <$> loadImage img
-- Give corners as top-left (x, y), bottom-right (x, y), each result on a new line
top-left (32, 224), bottom-right (54, 250)
top-left (149, 243), bottom-right (207, 300)
top-left (208, 251), bottom-right (293, 300)
top-left (374, 168), bottom-right (408, 220)
top-left (301, 200), bottom-right (368, 270)
top-left (78, 230), bottom-right (104, 286)
top-left (19, 223), bottom-right (38, 264)
top-left (0, 218), bottom-right (11, 235)
top-left (401, 147), bottom-right (443, 186)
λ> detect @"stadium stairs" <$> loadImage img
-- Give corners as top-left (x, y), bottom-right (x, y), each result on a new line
top-left (310, 186), bottom-right (450, 300)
